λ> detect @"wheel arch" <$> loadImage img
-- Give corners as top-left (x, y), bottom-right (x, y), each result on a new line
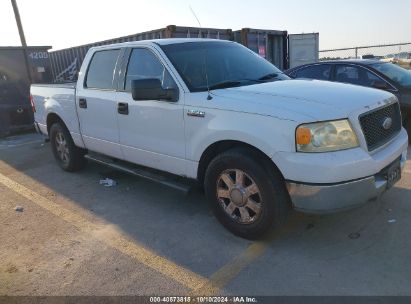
top-left (46, 112), bottom-right (66, 134)
top-left (197, 140), bottom-right (284, 185)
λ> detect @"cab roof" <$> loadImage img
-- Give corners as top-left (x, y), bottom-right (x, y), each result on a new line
top-left (90, 38), bottom-right (233, 51)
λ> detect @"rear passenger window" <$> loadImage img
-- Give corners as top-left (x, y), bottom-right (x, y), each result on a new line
top-left (295, 65), bottom-right (331, 80)
top-left (335, 65), bottom-right (360, 85)
top-left (85, 50), bottom-right (120, 90)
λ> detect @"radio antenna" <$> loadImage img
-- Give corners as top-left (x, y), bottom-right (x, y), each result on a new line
top-left (203, 56), bottom-right (212, 100)
top-left (189, 5), bottom-right (202, 28)
top-left (189, 5), bottom-right (213, 100)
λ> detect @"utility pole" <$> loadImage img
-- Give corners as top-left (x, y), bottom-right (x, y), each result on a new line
top-left (11, 0), bottom-right (27, 47)
top-left (11, 0), bottom-right (32, 82)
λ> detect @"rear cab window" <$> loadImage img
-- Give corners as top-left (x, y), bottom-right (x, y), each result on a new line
top-left (85, 49), bottom-right (120, 90)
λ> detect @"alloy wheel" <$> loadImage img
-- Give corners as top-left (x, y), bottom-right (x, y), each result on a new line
top-left (216, 169), bottom-right (263, 224)
top-left (55, 132), bottom-right (70, 164)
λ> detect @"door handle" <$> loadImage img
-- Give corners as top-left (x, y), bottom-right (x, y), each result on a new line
top-left (79, 98), bottom-right (87, 109)
top-left (117, 102), bottom-right (129, 115)
top-left (187, 109), bottom-right (205, 117)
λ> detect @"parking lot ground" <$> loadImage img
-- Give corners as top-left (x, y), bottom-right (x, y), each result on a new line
top-left (0, 132), bottom-right (410, 296)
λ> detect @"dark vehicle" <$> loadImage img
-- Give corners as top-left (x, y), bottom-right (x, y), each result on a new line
top-left (0, 46), bottom-right (51, 137)
top-left (286, 60), bottom-right (411, 137)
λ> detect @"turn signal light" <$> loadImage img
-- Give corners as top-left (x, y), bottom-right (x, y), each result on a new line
top-left (296, 127), bottom-right (311, 145)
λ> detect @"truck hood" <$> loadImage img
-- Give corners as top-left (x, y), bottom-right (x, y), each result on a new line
top-left (211, 79), bottom-right (397, 121)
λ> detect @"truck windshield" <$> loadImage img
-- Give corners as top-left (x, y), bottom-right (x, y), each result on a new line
top-left (370, 62), bottom-right (411, 88)
top-left (160, 41), bottom-right (289, 92)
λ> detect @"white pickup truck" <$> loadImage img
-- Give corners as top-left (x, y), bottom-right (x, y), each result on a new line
top-left (31, 39), bottom-right (408, 239)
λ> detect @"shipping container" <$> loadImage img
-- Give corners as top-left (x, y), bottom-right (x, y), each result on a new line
top-left (0, 46), bottom-right (51, 137)
top-left (49, 25), bottom-right (319, 82)
top-left (50, 25), bottom-right (232, 83)
top-left (233, 28), bottom-right (288, 70)
top-left (288, 33), bottom-right (319, 69)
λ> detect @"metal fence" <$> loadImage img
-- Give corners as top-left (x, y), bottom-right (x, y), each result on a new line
top-left (319, 42), bottom-right (411, 69)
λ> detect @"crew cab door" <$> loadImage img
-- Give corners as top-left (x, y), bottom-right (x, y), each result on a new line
top-left (76, 49), bottom-right (124, 159)
top-left (115, 47), bottom-right (186, 175)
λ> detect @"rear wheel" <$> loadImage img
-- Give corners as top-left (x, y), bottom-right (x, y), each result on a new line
top-left (204, 148), bottom-right (290, 239)
top-left (50, 122), bottom-right (86, 172)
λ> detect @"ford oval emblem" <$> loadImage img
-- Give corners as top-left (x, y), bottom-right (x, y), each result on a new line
top-left (382, 117), bottom-right (393, 130)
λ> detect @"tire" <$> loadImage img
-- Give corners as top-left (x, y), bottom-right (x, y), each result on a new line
top-left (50, 122), bottom-right (86, 172)
top-left (204, 148), bottom-right (290, 239)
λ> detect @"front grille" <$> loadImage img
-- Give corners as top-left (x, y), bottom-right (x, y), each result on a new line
top-left (359, 102), bottom-right (401, 151)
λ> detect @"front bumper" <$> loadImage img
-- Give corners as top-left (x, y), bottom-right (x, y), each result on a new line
top-left (286, 147), bottom-right (407, 214)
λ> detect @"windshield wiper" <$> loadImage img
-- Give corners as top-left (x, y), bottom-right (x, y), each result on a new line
top-left (258, 73), bottom-right (280, 81)
top-left (208, 81), bottom-right (243, 90)
top-left (209, 79), bottom-right (266, 90)
top-left (207, 77), bottom-right (279, 91)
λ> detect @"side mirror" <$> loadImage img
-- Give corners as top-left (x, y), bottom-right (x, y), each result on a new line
top-left (371, 80), bottom-right (390, 90)
top-left (131, 79), bottom-right (178, 102)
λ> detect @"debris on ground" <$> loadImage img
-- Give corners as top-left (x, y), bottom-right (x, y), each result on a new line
top-left (6, 265), bottom-right (18, 273)
top-left (348, 232), bottom-right (361, 239)
top-left (99, 178), bottom-right (117, 187)
top-left (14, 206), bottom-right (24, 212)
top-left (388, 219), bottom-right (397, 223)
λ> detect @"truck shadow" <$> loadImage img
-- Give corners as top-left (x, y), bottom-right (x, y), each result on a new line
top-left (1, 135), bottom-right (410, 291)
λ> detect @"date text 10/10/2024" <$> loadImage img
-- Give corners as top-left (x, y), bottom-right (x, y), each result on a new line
top-left (149, 296), bottom-right (258, 303)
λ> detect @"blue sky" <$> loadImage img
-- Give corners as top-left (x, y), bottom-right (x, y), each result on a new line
top-left (0, 0), bottom-right (410, 51)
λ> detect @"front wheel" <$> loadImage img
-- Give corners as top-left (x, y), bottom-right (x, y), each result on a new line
top-left (204, 148), bottom-right (290, 239)
top-left (50, 122), bottom-right (86, 172)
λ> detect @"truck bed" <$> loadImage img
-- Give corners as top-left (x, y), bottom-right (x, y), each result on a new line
top-left (31, 82), bottom-right (76, 89)
top-left (31, 82), bottom-right (81, 144)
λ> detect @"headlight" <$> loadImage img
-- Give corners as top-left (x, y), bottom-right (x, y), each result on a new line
top-left (296, 119), bottom-right (359, 152)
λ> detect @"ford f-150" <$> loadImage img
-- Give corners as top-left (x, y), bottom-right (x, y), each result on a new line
top-left (31, 39), bottom-right (408, 239)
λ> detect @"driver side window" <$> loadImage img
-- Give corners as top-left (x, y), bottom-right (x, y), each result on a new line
top-left (124, 48), bottom-right (175, 92)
